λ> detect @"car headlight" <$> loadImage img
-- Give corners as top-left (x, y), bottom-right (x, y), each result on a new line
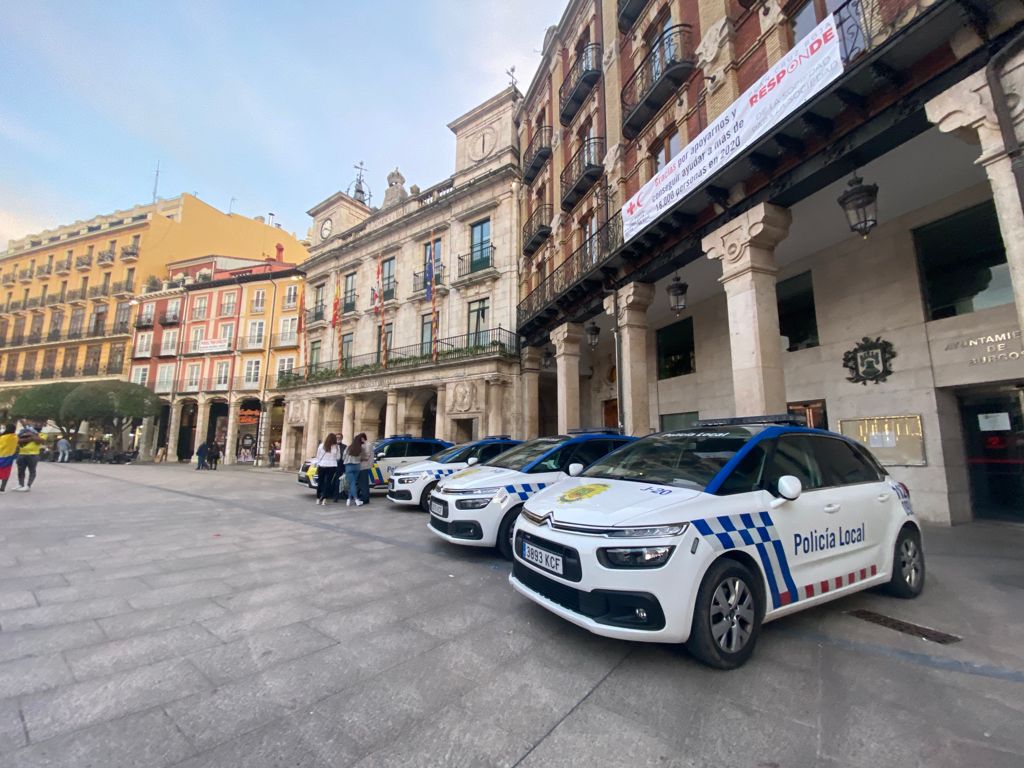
top-left (598, 546), bottom-right (676, 569)
top-left (605, 523), bottom-right (690, 538)
top-left (397, 476), bottom-right (418, 484)
top-left (455, 497), bottom-right (493, 510)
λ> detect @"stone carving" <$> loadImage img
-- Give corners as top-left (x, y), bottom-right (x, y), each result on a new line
top-left (603, 39), bottom-right (617, 69)
top-left (843, 337), bottom-right (897, 385)
top-left (450, 381), bottom-right (476, 413)
top-left (696, 17), bottom-right (735, 95)
top-left (703, 203), bottom-right (792, 281)
top-left (382, 168), bottom-right (408, 209)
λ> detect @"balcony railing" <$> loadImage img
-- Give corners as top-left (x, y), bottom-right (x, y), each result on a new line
top-left (106, 359), bottom-right (125, 375)
top-left (381, 277), bottom-right (396, 302)
top-left (82, 363), bottom-right (101, 376)
top-left (218, 303), bottom-right (236, 317)
top-left (305, 303), bottom-right (326, 325)
top-left (560, 137), bottom-right (604, 211)
top-left (120, 245), bottom-right (139, 261)
top-left (39, 367), bottom-right (55, 380)
top-left (18, 268), bottom-right (33, 283)
top-left (54, 259), bottom-right (72, 274)
top-left (36, 265), bottom-right (52, 278)
top-left (522, 205), bottom-right (553, 257)
top-left (132, 346), bottom-right (152, 358)
top-left (45, 295), bottom-right (61, 306)
top-left (159, 311), bottom-right (181, 325)
top-left (457, 245), bottom-right (495, 278)
top-left (559, 43), bottom-right (602, 125)
top-left (9, 333), bottom-right (24, 345)
top-left (26, 331), bottom-right (42, 344)
top-left (135, 314), bottom-right (155, 328)
top-left (9, 301), bottom-right (23, 312)
top-left (234, 377), bottom-right (263, 391)
top-left (411, 266), bottom-right (445, 293)
top-left (2, 272), bottom-right (16, 286)
top-left (617, 0), bottom-right (649, 31)
top-left (88, 285), bottom-right (110, 299)
top-left (342, 291), bottom-right (356, 313)
top-left (75, 255), bottom-right (93, 270)
top-left (67, 288), bottom-right (86, 303)
top-left (250, 302), bottom-right (266, 314)
top-left (192, 308), bottom-right (208, 320)
top-left (238, 335), bottom-right (266, 351)
top-left (97, 249), bottom-right (116, 266)
top-left (522, 126), bottom-right (553, 185)
top-left (271, 332), bottom-right (299, 348)
top-left (111, 280), bottom-right (134, 296)
top-left (25, 297), bottom-right (41, 310)
top-left (621, 25), bottom-right (695, 139)
top-left (47, 329), bottom-right (61, 341)
top-left (276, 326), bottom-right (520, 388)
top-left (518, 212), bottom-right (622, 329)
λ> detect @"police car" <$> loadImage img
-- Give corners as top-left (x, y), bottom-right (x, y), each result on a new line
top-left (509, 417), bottom-right (925, 669)
top-left (387, 436), bottom-right (521, 511)
top-left (297, 434), bottom-right (451, 493)
top-left (428, 430), bottom-right (636, 559)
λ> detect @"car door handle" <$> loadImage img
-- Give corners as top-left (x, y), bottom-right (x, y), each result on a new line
top-left (823, 503), bottom-right (841, 514)
top-left (876, 493), bottom-right (891, 502)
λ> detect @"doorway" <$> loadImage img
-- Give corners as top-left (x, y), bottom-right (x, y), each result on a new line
top-left (958, 386), bottom-right (1024, 521)
top-left (602, 399), bottom-right (618, 430)
top-left (788, 400), bottom-right (829, 429)
top-left (453, 418), bottom-right (475, 443)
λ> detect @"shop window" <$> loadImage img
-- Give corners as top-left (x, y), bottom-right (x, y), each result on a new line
top-left (660, 412), bottom-right (699, 431)
top-left (915, 200), bottom-right (1010, 321)
top-left (777, 271), bottom-right (819, 351)
top-left (656, 316), bottom-right (695, 379)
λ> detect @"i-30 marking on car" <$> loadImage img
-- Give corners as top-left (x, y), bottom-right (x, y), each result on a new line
top-left (509, 416), bottom-right (925, 669)
top-left (386, 436), bottom-right (521, 511)
top-left (427, 430), bottom-right (637, 559)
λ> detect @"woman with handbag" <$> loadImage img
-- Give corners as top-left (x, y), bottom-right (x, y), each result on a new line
top-left (314, 433), bottom-right (340, 506)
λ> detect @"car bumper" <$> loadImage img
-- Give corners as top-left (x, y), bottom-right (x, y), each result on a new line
top-left (387, 476), bottom-right (427, 505)
top-left (427, 492), bottom-right (505, 547)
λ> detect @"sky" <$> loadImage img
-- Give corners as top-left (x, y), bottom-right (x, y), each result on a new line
top-left (0, 1), bottom-right (565, 247)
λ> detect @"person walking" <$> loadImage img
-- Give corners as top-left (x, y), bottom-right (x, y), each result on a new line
top-left (0, 423), bottom-right (18, 493)
top-left (207, 442), bottom-right (221, 470)
top-left (315, 433), bottom-right (340, 506)
top-left (56, 435), bottom-right (71, 463)
top-left (357, 433), bottom-right (374, 505)
top-left (13, 424), bottom-right (43, 492)
top-left (341, 434), bottom-right (366, 507)
top-left (195, 441), bottom-right (209, 471)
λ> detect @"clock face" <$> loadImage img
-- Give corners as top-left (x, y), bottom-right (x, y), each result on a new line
top-left (468, 126), bottom-right (498, 161)
top-left (320, 218), bottom-right (333, 239)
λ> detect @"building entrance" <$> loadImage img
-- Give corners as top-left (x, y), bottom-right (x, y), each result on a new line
top-left (958, 386), bottom-right (1024, 521)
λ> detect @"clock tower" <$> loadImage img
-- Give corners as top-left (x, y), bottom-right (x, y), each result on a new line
top-left (449, 86), bottom-right (520, 184)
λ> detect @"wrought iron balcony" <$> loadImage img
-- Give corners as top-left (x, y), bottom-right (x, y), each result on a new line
top-left (47, 329), bottom-right (61, 341)
top-left (617, 0), bottom-right (649, 32)
top-left (39, 367), bottom-right (55, 379)
top-left (82, 362), bottom-right (101, 376)
top-left (457, 245), bottom-right (495, 278)
top-left (305, 303), bottom-right (326, 325)
top-left (26, 331), bottom-right (42, 344)
top-left (9, 333), bottom-right (24, 344)
top-left (382, 277), bottom-right (396, 302)
top-left (97, 249), bottom-right (116, 266)
top-left (9, 301), bottom-right (23, 312)
top-left (522, 126), bottom-right (553, 185)
top-left (559, 43), bottom-right (602, 126)
top-left (36, 265), bottom-right (52, 278)
top-left (54, 259), bottom-right (72, 274)
top-left (67, 329), bottom-right (83, 340)
top-left (44, 295), bottom-right (61, 306)
top-left (75, 255), bottom-right (93, 270)
top-left (1, 272), bottom-right (15, 286)
top-left (112, 321), bottom-right (132, 335)
top-left (120, 245), bottom-right (139, 262)
top-left (159, 311), bottom-right (181, 325)
top-left (25, 297), bottom-right (41, 310)
top-left (88, 285), bottom-right (110, 299)
top-left (522, 205), bottom-right (553, 257)
top-left (342, 291), bottom-right (356, 313)
top-left (271, 333), bottom-right (299, 348)
top-left (18, 268), bottom-right (33, 283)
top-left (66, 288), bottom-right (86, 303)
top-left (111, 280), bottom-right (134, 296)
top-left (106, 359), bottom-right (125, 375)
top-left (411, 266), bottom-right (445, 293)
top-left (134, 314), bottom-right (155, 329)
top-left (622, 25), bottom-right (696, 139)
top-left (238, 335), bottom-right (266, 351)
top-left (560, 137), bottom-right (604, 211)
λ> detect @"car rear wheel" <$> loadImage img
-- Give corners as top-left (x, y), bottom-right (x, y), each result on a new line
top-left (497, 506), bottom-right (522, 561)
top-left (685, 558), bottom-right (763, 670)
top-left (419, 482), bottom-right (438, 513)
top-left (886, 526), bottom-right (925, 598)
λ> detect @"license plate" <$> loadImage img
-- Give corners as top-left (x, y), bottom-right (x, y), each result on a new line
top-left (522, 541), bottom-right (563, 575)
top-left (430, 500), bottom-right (444, 516)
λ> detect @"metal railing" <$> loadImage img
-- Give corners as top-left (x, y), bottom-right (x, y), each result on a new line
top-left (8, 300), bottom-right (23, 311)
top-left (305, 303), bottom-right (326, 324)
top-left (518, 212), bottom-right (622, 329)
top-left (159, 311), bottom-right (181, 324)
top-left (1, 272), bottom-right (15, 285)
top-left (559, 43), bottom-right (602, 123)
top-left (522, 205), bottom-right (553, 256)
top-left (238, 335), bottom-right (267, 351)
top-left (54, 259), bottom-right (72, 274)
top-left (411, 266), bottom-right (445, 292)
top-left (111, 280), bottom-right (134, 295)
top-left (135, 314), bottom-right (155, 328)
top-left (88, 285), bottom-right (110, 299)
top-left (271, 332), bottom-right (299, 348)
top-left (832, 0), bottom-right (924, 64)
top-left (18, 268), bottom-right (33, 282)
top-left (342, 291), bottom-right (356, 313)
top-left (75, 255), bottom-right (93, 269)
top-left (45, 295), bottom-right (61, 306)
top-left (560, 137), bottom-right (605, 210)
top-left (218, 303), bottom-right (237, 317)
top-left (522, 126), bottom-right (553, 184)
top-left (382, 277), bottom-right (396, 301)
top-left (621, 24), bottom-right (695, 137)
top-left (120, 245), bottom-right (139, 261)
top-left (25, 297), bottom-right (41, 309)
top-left (66, 288), bottom-right (86, 302)
top-left (97, 250), bottom-right (116, 266)
top-left (277, 326), bottom-right (519, 388)
top-left (457, 245), bottom-right (495, 278)
top-left (36, 265), bottom-right (52, 278)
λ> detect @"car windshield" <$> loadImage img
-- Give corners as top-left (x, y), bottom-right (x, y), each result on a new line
top-left (487, 437), bottom-right (566, 471)
top-left (430, 443), bottom-right (474, 463)
top-left (582, 428), bottom-right (762, 491)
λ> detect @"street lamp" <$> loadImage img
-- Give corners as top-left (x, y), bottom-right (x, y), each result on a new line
top-left (666, 275), bottom-right (688, 316)
top-left (585, 322), bottom-right (600, 349)
top-left (837, 174), bottom-right (879, 239)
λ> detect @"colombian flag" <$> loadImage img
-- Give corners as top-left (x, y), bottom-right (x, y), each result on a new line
top-left (0, 432), bottom-right (17, 481)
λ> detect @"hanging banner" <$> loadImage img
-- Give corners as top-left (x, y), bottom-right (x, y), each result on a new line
top-left (622, 15), bottom-right (846, 243)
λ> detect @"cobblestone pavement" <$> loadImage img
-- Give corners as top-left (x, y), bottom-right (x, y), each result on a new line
top-left (0, 462), bottom-right (1022, 767)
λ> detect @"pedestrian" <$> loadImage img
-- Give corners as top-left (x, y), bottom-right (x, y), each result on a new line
top-left (207, 442), bottom-right (221, 470)
top-left (56, 435), bottom-right (71, 463)
top-left (195, 441), bottom-right (209, 470)
top-left (342, 433), bottom-right (365, 507)
top-left (0, 423), bottom-right (17, 493)
top-left (315, 433), bottom-right (340, 506)
top-left (357, 433), bottom-right (374, 505)
top-left (13, 424), bottom-right (43, 492)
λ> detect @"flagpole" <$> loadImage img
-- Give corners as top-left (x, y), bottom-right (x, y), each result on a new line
top-left (430, 231), bottom-right (439, 363)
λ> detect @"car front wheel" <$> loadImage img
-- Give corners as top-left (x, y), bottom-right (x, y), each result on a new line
top-left (685, 558), bottom-right (763, 670)
top-left (886, 526), bottom-right (925, 598)
top-left (419, 482), bottom-right (438, 513)
top-left (497, 506), bottom-right (522, 561)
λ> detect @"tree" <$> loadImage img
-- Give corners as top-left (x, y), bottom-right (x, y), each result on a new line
top-left (60, 381), bottom-right (163, 450)
top-left (11, 382), bottom-right (83, 438)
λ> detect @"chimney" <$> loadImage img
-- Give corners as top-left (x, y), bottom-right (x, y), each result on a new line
top-left (275, 243), bottom-right (284, 262)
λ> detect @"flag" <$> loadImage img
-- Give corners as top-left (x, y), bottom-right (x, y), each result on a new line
top-left (297, 288), bottom-right (306, 379)
top-left (373, 256), bottom-right (383, 315)
top-left (424, 244), bottom-right (434, 303)
top-left (429, 234), bottom-right (440, 362)
top-left (331, 273), bottom-right (340, 328)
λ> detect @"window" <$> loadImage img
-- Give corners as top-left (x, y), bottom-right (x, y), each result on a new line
top-left (470, 219), bottom-right (491, 271)
top-left (62, 347), bottom-right (79, 375)
top-left (421, 313), bottom-right (434, 356)
top-left (43, 348), bottom-right (58, 374)
top-left (717, 444), bottom-right (770, 496)
top-left (341, 333), bottom-right (353, 366)
top-left (219, 322), bottom-right (234, 340)
top-left (309, 340), bottom-right (322, 369)
top-left (135, 332), bottom-right (153, 356)
top-left (777, 272), bottom-right (819, 351)
top-left (280, 316), bottom-right (298, 342)
top-left (764, 435), bottom-right (825, 495)
top-left (812, 437), bottom-right (882, 486)
top-left (660, 412), bottom-right (699, 431)
top-left (68, 308), bottom-right (84, 337)
top-left (190, 327), bottom-right (205, 352)
top-left (379, 442), bottom-right (408, 458)
top-left (215, 361), bottom-right (230, 386)
top-left (141, 302), bottom-right (155, 322)
top-left (314, 283), bottom-right (325, 309)
top-left (382, 257), bottom-right (396, 300)
top-left (244, 358), bottom-right (261, 384)
top-left (186, 363), bottom-right (201, 390)
top-left (130, 366), bottom-right (149, 385)
top-left (155, 363), bottom-right (175, 393)
top-left (193, 296), bottom-right (208, 320)
top-left (251, 289), bottom-right (266, 313)
top-left (115, 301), bottom-right (131, 330)
top-left (165, 298), bottom-right (180, 320)
top-left (248, 320), bottom-right (265, 346)
top-left (568, 440), bottom-right (616, 469)
top-left (651, 131), bottom-right (682, 174)
top-left (915, 200), bottom-right (1010, 320)
top-left (656, 316), bottom-right (695, 379)
top-left (277, 356), bottom-right (295, 375)
top-left (791, 0), bottom-right (842, 46)
top-left (160, 329), bottom-right (179, 355)
top-left (220, 292), bottom-right (236, 316)
top-left (343, 273), bottom-right (356, 311)
top-left (468, 299), bottom-right (488, 344)
top-left (284, 284), bottom-right (298, 308)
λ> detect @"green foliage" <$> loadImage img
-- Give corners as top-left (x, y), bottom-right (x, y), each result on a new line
top-left (11, 382), bottom-right (82, 436)
top-left (60, 381), bottom-right (162, 430)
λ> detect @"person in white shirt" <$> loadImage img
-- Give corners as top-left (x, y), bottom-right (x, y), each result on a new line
top-left (315, 433), bottom-right (340, 506)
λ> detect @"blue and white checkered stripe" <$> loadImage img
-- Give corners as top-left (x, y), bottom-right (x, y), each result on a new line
top-left (503, 482), bottom-right (548, 501)
top-left (430, 468), bottom-right (459, 480)
top-left (692, 512), bottom-right (799, 610)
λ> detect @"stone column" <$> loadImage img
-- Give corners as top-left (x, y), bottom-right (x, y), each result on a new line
top-left (435, 384), bottom-right (448, 442)
top-left (224, 401), bottom-right (240, 465)
top-left (193, 397), bottom-right (210, 465)
top-left (139, 416), bottom-right (155, 461)
top-left (604, 282), bottom-right (655, 436)
top-left (166, 402), bottom-right (182, 462)
top-left (342, 396), bottom-right (356, 445)
top-left (384, 390), bottom-right (399, 437)
top-left (256, 406), bottom-right (271, 467)
top-left (926, 58), bottom-right (1024, 336)
top-left (551, 322), bottom-right (584, 433)
top-left (486, 378), bottom-right (505, 436)
top-left (703, 203), bottom-right (792, 417)
top-left (521, 347), bottom-right (541, 440)
top-left (279, 405), bottom-right (294, 470)
top-left (303, 398), bottom-right (323, 460)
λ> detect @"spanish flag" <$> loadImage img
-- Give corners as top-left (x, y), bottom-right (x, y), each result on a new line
top-left (0, 430), bottom-right (17, 482)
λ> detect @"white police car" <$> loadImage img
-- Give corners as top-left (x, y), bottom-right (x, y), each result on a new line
top-left (387, 436), bottom-right (521, 511)
top-left (509, 417), bottom-right (925, 669)
top-left (428, 431), bottom-right (636, 559)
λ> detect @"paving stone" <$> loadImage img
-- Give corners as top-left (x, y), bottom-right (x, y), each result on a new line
top-left (0, 620), bottom-right (107, 664)
top-left (0, 574), bottom-right (67, 593)
top-left (0, 653), bottom-right (74, 698)
top-left (199, 600), bottom-right (326, 642)
top-left (186, 622), bottom-right (336, 685)
top-left (0, 597), bottom-right (132, 631)
top-left (126, 579), bottom-right (236, 610)
top-left (0, 707), bottom-right (195, 768)
top-left (20, 657), bottom-right (211, 742)
top-left (98, 598), bottom-right (228, 640)
top-left (33, 578), bottom-right (150, 605)
top-left (0, 698), bottom-right (26, 754)
top-left (65, 623), bottom-right (223, 680)
top-left (0, 591), bottom-right (36, 611)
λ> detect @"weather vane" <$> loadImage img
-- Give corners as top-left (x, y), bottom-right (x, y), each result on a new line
top-left (506, 65), bottom-right (518, 91)
top-left (349, 161), bottom-right (371, 205)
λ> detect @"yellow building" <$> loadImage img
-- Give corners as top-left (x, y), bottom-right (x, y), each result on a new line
top-left (0, 194), bottom-right (308, 394)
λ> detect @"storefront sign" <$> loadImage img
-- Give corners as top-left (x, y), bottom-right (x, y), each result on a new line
top-left (238, 409), bottom-right (261, 426)
top-left (622, 16), bottom-right (845, 243)
top-left (943, 328), bottom-right (1023, 366)
top-left (842, 337), bottom-right (896, 385)
top-left (197, 338), bottom-right (231, 353)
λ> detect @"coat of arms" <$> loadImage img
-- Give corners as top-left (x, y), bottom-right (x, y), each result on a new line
top-left (843, 337), bottom-right (896, 385)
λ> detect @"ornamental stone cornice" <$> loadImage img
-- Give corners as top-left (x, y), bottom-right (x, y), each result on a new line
top-left (703, 203), bottom-right (791, 283)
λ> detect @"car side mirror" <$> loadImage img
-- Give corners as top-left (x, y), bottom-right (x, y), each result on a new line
top-left (568, 463), bottom-right (584, 477)
top-left (771, 475), bottom-right (803, 509)
top-left (376, 452), bottom-right (386, 459)
top-left (467, 457), bottom-right (479, 466)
